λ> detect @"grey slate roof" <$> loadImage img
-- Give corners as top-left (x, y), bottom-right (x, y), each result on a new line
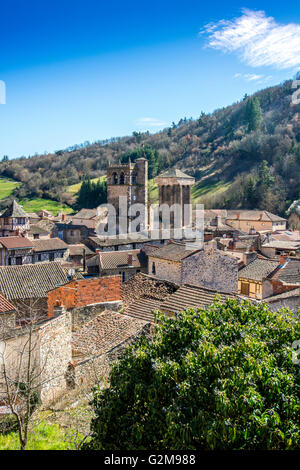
top-left (99, 249), bottom-right (147, 270)
top-left (157, 168), bottom-right (194, 179)
top-left (148, 242), bottom-right (198, 262)
top-left (0, 262), bottom-right (69, 300)
top-left (0, 200), bottom-right (28, 218)
top-left (28, 225), bottom-right (50, 235)
top-left (227, 210), bottom-right (286, 222)
top-left (239, 258), bottom-right (279, 281)
top-left (277, 259), bottom-right (300, 285)
top-left (160, 284), bottom-right (236, 316)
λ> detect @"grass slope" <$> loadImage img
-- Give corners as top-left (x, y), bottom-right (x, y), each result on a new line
top-left (20, 198), bottom-right (73, 214)
top-left (0, 422), bottom-right (79, 450)
top-left (67, 175), bottom-right (106, 195)
top-left (0, 177), bottom-right (20, 199)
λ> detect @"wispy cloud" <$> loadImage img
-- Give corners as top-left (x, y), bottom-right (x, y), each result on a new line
top-left (201, 9), bottom-right (300, 70)
top-left (136, 117), bottom-right (167, 127)
top-left (233, 72), bottom-right (272, 83)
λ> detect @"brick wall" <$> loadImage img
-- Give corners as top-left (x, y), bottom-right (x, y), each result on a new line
top-left (47, 275), bottom-right (121, 317)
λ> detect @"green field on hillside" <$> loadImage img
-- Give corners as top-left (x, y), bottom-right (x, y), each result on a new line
top-left (67, 175), bottom-right (106, 195)
top-left (0, 177), bottom-right (21, 199)
top-left (20, 198), bottom-right (73, 214)
top-left (192, 180), bottom-right (231, 203)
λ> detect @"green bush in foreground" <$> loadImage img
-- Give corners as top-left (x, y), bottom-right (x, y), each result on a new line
top-left (85, 299), bottom-right (300, 450)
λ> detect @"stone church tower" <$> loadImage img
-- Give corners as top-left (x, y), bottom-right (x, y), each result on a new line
top-left (107, 158), bottom-right (148, 234)
top-left (155, 169), bottom-right (195, 229)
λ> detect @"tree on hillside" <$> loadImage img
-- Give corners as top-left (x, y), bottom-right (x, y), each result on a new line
top-left (244, 97), bottom-right (262, 132)
top-left (84, 299), bottom-right (300, 450)
top-left (121, 145), bottom-right (165, 179)
top-left (76, 178), bottom-right (107, 209)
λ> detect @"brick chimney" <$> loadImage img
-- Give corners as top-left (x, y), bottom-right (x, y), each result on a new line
top-left (62, 213), bottom-right (66, 222)
top-left (236, 213), bottom-right (240, 220)
top-left (127, 253), bottom-right (133, 265)
top-left (279, 253), bottom-right (288, 266)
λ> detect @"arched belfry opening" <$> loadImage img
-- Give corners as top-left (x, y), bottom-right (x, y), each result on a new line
top-left (119, 172), bottom-right (125, 185)
top-left (112, 172), bottom-right (118, 184)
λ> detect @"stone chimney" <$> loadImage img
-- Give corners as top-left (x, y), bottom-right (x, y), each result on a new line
top-left (216, 215), bottom-right (222, 228)
top-left (243, 250), bottom-right (258, 265)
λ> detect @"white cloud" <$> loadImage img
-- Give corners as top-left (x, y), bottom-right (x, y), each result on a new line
top-left (233, 72), bottom-right (272, 83)
top-left (201, 9), bottom-right (300, 70)
top-left (136, 117), bottom-right (167, 127)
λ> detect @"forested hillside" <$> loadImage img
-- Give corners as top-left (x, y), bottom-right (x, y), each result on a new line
top-left (1, 78), bottom-right (300, 215)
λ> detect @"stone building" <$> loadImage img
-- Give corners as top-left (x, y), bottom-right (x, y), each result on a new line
top-left (0, 262), bottom-right (73, 316)
top-left (226, 210), bottom-right (287, 233)
top-left (148, 241), bottom-right (239, 293)
top-left (107, 158), bottom-right (148, 235)
top-left (155, 169), bottom-right (195, 229)
top-left (86, 249), bottom-right (147, 281)
top-left (0, 236), bottom-right (34, 266)
top-left (287, 200), bottom-right (300, 230)
top-left (0, 200), bottom-right (30, 237)
top-left (0, 310), bottom-right (72, 405)
top-left (32, 238), bottom-right (69, 263)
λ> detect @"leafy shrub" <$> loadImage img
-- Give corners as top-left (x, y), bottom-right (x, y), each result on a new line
top-left (84, 299), bottom-right (300, 450)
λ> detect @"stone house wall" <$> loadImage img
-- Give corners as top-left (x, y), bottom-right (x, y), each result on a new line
top-left (148, 256), bottom-right (182, 284)
top-left (267, 296), bottom-right (300, 314)
top-left (71, 323), bottom-right (151, 389)
top-left (39, 312), bottom-right (72, 403)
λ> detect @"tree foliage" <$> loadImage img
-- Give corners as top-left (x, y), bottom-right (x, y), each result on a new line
top-left (85, 299), bottom-right (300, 450)
top-left (76, 178), bottom-right (107, 209)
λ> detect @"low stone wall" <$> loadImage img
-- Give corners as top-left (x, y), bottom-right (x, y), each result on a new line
top-left (70, 322), bottom-right (151, 389)
top-left (39, 312), bottom-right (72, 404)
top-left (71, 301), bottom-right (123, 331)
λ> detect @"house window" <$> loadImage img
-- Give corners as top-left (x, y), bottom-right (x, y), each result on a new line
top-left (152, 262), bottom-right (156, 275)
top-left (34, 234), bottom-right (39, 239)
top-left (37, 254), bottom-right (42, 261)
top-left (70, 230), bottom-right (74, 236)
top-left (49, 253), bottom-right (55, 261)
top-left (8, 257), bottom-right (12, 265)
top-left (122, 272), bottom-right (126, 282)
top-left (16, 257), bottom-right (22, 266)
top-left (240, 282), bottom-right (249, 296)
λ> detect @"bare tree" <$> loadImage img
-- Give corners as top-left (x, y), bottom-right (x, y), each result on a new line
top-left (0, 297), bottom-right (61, 450)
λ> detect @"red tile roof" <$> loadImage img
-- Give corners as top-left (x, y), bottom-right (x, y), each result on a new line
top-left (0, 293), bottom-right (16, 313)
top-left (0, 236), bottom-right (34, 250)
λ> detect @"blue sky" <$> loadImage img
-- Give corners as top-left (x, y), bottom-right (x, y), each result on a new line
top-left (1, 0), bottom-right (300, 158)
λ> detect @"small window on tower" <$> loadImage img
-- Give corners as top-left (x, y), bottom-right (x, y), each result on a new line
top-left (120, 172), bottom-right (125, 184)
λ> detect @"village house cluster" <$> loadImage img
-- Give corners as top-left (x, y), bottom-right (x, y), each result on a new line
top-left (0, 160), bottom-right (300, 409)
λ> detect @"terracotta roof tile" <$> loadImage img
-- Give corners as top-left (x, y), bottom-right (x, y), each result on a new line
top-left (32, 238), bottom-right (69, 252)
top-left (0, 236), bottom-right (33, 250)
top-left (0, 293), bottom-right (16, 314)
